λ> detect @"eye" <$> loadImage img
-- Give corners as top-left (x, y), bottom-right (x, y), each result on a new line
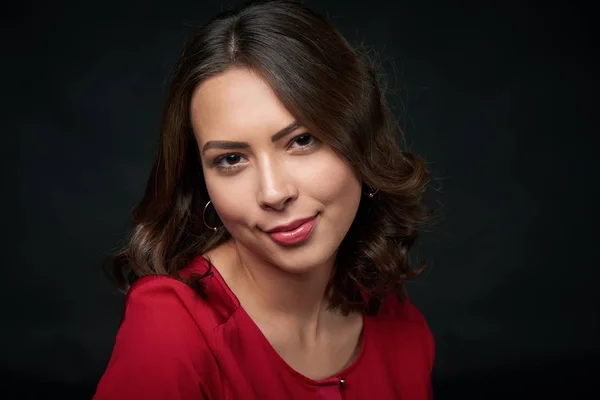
top-left (289, 133), bottom-right (317, 149)
top-left (213, 153), bottom-right (245, 170)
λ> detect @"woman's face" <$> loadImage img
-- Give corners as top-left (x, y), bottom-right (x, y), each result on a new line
top-left (190, 67), bottom-right (362, 273)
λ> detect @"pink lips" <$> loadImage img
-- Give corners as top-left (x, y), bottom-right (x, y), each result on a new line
top-left (266, 215), bottom-right (318, 246)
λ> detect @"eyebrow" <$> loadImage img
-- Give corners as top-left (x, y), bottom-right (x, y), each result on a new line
top-left (201, 120), bottom-right (301, 155)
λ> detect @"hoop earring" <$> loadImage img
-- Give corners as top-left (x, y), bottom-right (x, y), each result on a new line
top-left (203, 200), bottom-right (222, 232)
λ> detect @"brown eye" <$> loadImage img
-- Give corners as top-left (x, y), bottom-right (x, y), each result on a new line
top-left (222, 154), bottom-right (241, 165)
top-left (295, 134), bottom-right (312, 146)
top-left (290, 133), bottom-right (316, 149)
top-left (213, 153), bottom-right (245, 170)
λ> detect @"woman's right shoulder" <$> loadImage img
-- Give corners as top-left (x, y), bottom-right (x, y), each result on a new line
top-left (93, 275), bottom-right (223, 399)
top-left (122, 272), bottom-right (225, 333)
top-left (119, 274), bottom-right (214, 351)
top-left (125, 273), bottom-right (200, 313)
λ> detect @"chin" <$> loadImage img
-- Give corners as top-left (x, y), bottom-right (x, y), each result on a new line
top-left (265, 241), bottom-right (338, 275)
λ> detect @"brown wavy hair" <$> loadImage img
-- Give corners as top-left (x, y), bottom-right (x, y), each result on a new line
top-left (105, 0), bottom-right (435, 316)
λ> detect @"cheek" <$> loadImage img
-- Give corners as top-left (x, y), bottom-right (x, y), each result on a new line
top-left (212, 196), bottom-right (245, 223)
top-left (306, 152), bottom-right (362, 244)
top-left (203, 173), bottom-right (253, 228)
top-left (304, 151), bottom-right (361, 206)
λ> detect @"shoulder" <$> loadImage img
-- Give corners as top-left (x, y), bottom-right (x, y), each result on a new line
top-left (372, 292), bottom-right (435, 372)
top-left (94, 275), bottom-right (221, 399)
top-left (121, 274), bottom-right (206, 334)
top-left (119, 255), bottom-right (235, 330)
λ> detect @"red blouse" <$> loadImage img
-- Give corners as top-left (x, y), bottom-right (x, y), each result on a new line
top-left (94, 255), bottom-right (434, 399)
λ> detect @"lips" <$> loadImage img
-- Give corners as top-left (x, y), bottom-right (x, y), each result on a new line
top-left (265, 214), bottom-right (319, 246)
top-left (265, 215), bottom-right (317, 233)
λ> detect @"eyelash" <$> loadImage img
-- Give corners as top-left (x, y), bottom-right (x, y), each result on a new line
top-left (212, 133), bottom-right (317, 172)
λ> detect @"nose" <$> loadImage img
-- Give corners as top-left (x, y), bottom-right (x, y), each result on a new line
top-left (256, 157), bottom-right (298, 211)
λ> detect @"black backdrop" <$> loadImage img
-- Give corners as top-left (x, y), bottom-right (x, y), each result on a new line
top-left (5, 0), bottom-right (598, 398)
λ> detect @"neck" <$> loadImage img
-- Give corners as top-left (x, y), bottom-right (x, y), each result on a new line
top-left (226, 240), bottom-right (337, 338)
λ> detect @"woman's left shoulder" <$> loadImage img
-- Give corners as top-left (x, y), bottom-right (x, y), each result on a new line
top-left (371, 292), bottom-right (435, 370)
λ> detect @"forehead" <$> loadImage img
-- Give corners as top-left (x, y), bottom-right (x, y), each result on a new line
top-left (190, 67), bottom-right (295, 142)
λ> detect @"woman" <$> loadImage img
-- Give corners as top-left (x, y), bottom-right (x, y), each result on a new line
top-left (94, 0), bottom-right (436, 399)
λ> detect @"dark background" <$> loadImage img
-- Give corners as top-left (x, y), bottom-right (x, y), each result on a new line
top-left (5, 0), bottom-right (598, 398)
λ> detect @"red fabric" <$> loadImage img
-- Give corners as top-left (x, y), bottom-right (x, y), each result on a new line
top-left (94, 255), bottom-right (434, 400)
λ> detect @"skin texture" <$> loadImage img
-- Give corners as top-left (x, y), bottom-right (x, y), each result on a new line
top-left (190, 67), bottom-right (364, 378)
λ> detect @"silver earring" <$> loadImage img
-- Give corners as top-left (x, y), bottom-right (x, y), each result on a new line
top-left (203, 200), bottom-right (222, 232)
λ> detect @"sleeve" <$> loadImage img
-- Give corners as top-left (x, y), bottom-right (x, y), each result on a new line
top-left (93, 276), bottom-right (212, 400)
top-left (404, 299), bottom-right (435, 374)
top-left (382, 293), bottom-right (436, 373)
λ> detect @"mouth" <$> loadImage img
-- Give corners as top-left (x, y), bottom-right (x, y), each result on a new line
top-left (265, 215), bottom-right (318, 233)
top-left (265, 214), bottom-right (319, 246)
